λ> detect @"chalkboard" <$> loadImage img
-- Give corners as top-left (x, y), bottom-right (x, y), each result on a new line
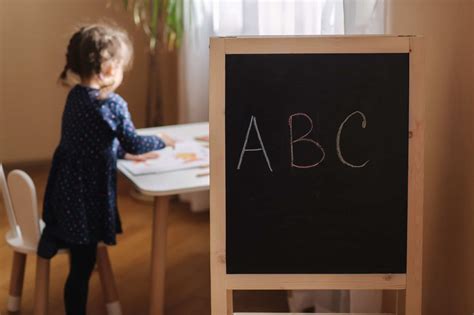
top-left (225, 53), bottom-right (409, 274)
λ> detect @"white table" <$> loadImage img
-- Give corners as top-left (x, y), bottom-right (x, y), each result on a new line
top-left (118, 122), bottom-right (210, 315)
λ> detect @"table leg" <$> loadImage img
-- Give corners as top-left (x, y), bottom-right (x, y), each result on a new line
top-left (149, 196), bottom-right (170, 315)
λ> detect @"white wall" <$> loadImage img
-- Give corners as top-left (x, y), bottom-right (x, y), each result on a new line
top-left (0, 0), bottom-right (151, 163)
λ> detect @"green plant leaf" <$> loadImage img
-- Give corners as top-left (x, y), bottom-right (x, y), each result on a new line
top-left (165, 0), bottom-right (184, 49)
top-left (114, 0), bottom-right (185, 51)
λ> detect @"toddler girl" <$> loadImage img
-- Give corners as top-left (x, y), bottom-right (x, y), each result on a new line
top-left (38, 24), bottom-right (172, 315)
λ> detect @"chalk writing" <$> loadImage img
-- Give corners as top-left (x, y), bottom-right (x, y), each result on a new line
top-left (289, 113), bottom-right (326, 169)
top-left (336, 111), bottom-right (370, 168)
top-left (237, 115), bottom-right (273, 172)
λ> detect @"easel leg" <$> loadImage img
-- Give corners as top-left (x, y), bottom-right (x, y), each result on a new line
top-left (211, 285), bottom-right (230, 315)
top-left (405, 36), bottom-right (424, 315)
top-left (405, 269), bottom-right (421, 315)
top-left (227, 290), bottom-right (233, 315)
top-left (149, 196), bottom-right (170, 315)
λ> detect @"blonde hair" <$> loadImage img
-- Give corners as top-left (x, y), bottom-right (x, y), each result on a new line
top-left (59, 23), bottom-right (133, 95)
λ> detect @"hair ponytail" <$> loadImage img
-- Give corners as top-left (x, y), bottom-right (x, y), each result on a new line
top-left (58, 64), bottom-right (70, 85)
top-left (58, 27), bottom-right (84, 85)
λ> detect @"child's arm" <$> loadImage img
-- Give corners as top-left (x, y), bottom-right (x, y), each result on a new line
top-left (116, 142), bottom-right (126, 159)
top-left (104, 97), bottom-right (168, 155)
top-left (124, 151), bottom-right (160, 161)
top-left (116, 139), bottom-right (160, 161)
top-left (118, 112), bottom-right (165, 154)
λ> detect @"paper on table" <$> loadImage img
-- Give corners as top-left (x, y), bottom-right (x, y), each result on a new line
top-left (121, 140), bottom-right (209, 175)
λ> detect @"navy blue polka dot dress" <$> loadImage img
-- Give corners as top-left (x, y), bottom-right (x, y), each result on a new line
top-left (38, 85), bottom-right (165, 258)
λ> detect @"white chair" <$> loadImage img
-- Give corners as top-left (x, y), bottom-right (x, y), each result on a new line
top-left (0, 164), bottom-right (122, 315)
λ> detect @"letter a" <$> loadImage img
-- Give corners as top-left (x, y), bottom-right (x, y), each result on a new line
top-left (237, 116), bottom-right (273, 172)
top-left (289, 113), bottom-right (325, 168)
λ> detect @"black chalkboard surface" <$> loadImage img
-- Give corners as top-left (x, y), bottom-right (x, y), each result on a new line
top-left (225, 53), bottom-right (409, 274)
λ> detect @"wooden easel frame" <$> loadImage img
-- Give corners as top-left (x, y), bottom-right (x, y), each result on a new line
top-left (209, 36), bottom-right (424, 315)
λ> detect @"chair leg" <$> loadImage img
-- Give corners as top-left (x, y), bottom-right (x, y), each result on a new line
top-left (97, 246), bottom-right (122, 315)
top-left (33, 256), bottom-right (50, 315)
top-left (7, 251), bottom-right (27, 312)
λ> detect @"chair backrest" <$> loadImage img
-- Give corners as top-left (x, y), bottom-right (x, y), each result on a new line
top-left (0, 163), bottom-right (19, 238)
top-left (7, 170), bottom-right (41, 248)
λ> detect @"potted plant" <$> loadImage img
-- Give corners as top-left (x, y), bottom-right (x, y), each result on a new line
top-left (118, 0), bottom-right (184, 126)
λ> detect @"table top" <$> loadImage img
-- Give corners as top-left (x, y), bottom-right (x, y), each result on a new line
top-left (117, 122), bottom-right (210, 196)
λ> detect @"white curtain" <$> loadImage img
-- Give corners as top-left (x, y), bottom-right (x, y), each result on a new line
top-left (178, 0), bottom-right (385, 123)
top-left (178, 0), bottom-right (385, 312)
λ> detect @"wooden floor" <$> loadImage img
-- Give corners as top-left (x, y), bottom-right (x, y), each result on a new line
top-left (0, 165), bottom-right (288, 314)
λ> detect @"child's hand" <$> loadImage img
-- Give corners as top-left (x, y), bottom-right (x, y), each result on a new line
top-left (124, 152), bottom-right (159, 162)
top-left (158, 133), bottom-right (176, 148)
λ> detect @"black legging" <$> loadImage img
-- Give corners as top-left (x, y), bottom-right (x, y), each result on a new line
top-left (64, 243), bottom-right (98, 315)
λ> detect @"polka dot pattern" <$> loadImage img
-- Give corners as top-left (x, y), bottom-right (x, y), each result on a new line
top-left (39, 85), bottom-right (165, 255)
